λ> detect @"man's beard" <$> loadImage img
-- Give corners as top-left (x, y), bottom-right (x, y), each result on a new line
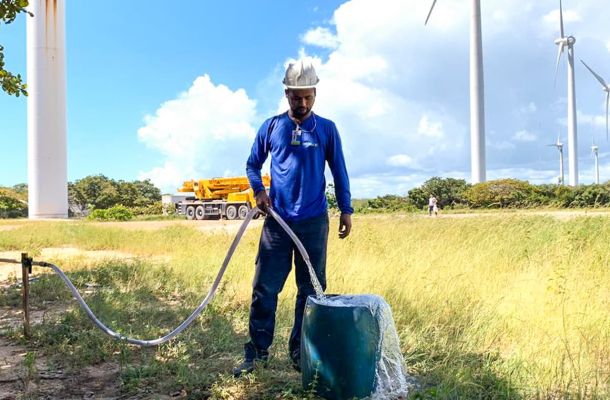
top-left (293, 106), bottom-right (310, 118)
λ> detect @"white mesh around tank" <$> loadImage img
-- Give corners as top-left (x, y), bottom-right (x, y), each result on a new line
top-left (312, 294), bottom-right (414, 399)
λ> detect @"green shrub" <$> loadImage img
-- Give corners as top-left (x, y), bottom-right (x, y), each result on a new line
top-left (130, 202), bottom-right (163, 216)
top-left (358, 195), bottom-right (416, 213)
top-left (571, 184), bottom-right (610, 207)
top-left (464, 179), bottom-right (544, 208)
top-left (87, 205), bottom-right (133, 221)
top-left (0, 188), bottom-right (27, 218)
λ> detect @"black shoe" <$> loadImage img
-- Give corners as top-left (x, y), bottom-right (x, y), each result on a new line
top-left (232, 357), bottom-right (269, 377)
top-left (233, 359), bottom-right (256, 377)
top-left (233, 342), bottom-right (269, 378)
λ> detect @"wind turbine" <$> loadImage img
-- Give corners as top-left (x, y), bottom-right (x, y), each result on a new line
top-left (580, 59), bottom-right (610, 140)
top-left (554, 0), bottom-right (578, 186)
top-left (591, 145), bottom-right (600, 184)
top-left (27, 0), bottom-right (68, 218)
top-left (425, 0), bottom-right (486, 184)
top-left (547, 135), bottom-right (565, 185)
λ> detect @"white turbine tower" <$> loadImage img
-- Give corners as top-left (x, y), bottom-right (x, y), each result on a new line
top-left (547, 135), bottom-right (565, 186)
top-left (425, 0), bottom-right (486, 183)
top-left (26, 0), bottom-right (67, 218)
top-left (591, 145), bottom-right (600, 184)
top-left (580, 59), bottom-right (610, 140)
top-left (554, 0), bottom-right (578, 186)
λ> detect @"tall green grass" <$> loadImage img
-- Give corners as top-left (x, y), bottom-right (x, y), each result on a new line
top-left (0, 214), bottom-right (608, 399)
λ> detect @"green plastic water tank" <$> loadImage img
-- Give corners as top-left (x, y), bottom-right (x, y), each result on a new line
top-left (301, 295), bottom-right (381, 400)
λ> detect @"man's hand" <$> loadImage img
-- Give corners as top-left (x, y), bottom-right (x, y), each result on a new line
top-left (338, 213), bottom-right (352, 239)
top-left (255, 190), bottom-right (271, 214)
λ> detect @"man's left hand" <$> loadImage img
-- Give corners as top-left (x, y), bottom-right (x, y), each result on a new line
top-left (338, 213), bottom-right (352, 239)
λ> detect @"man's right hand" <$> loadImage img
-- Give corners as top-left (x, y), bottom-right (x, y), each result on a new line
top-left (255, 190), bottom-right (271, 214)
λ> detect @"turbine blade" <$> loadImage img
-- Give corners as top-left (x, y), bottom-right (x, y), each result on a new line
top-left (580, 59), bottom-right (608, 88)
top-left (554, 42), bottom-right (564, 86)
top-left (559, 0), bottom-right (565, 38)
top-left (425, 0), bottom-right (437, 25)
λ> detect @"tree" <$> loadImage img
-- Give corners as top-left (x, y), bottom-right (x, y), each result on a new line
top-left (0, 187), bottom-right (27, 217)
top-left (68, 175), bottom-right (162, 211)
top-left (407, 177), bottom-right (470, 209)
top-left (406, 186), bottom-right (427, 209)
top-left (1, 0), bottom-right (31, 97)
top-left (69, 175), bottom-right (120, 210)
top-left (116, 179), bottom-right (161, 207)
top-left (463, 179), bottom-right (544, 208)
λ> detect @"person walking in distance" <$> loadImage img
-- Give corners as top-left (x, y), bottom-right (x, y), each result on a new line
top-left (428, 195), bottom-right (438, 216)
top-left (234, 59), bottom-right (354, 377)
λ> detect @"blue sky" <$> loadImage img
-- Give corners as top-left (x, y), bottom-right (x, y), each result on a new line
top-left (2, 0), bottom-right (610, 197)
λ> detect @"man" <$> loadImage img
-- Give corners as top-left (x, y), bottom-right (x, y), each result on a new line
top-left (428, 195), bottom-right (438, 216)
top-left (234, 59), bottom-right (353, 377)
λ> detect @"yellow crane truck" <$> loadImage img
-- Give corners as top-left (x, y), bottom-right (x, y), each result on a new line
top-left (177, 175), bottom-right (270, 220)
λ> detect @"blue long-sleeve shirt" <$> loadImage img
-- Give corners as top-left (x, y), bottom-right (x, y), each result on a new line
top-left (246, 111), bottom-right (353, 222)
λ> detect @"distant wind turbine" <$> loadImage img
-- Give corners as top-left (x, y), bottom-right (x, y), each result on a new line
top-left (425, 0), bottom-right (486, 184)
top-left (580, 59), bottom-right (610, 140)
top-left (554, 0), bottom-right (579, 186)
top-left (547, 134), bottom-right (565, 186)
top-left (591, 144), bottom-right (600, 184)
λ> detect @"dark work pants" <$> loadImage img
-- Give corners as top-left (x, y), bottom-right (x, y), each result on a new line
top-left (246, 213), bottom-right (329, 360)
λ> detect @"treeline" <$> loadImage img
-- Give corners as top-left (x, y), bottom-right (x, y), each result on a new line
top-left (0, 185), bottom-right (28, 218)
top-left (0, 175), bottom-right (162, 219)
top-left (69, 175), bottom-right (161, 216)
top-left (353, 177), bottom-right (610, 212)
top-left (6, 176), bottom-right (610, 219)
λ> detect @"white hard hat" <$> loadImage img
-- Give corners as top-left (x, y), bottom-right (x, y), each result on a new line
top-left (283, 60), bottom-right (320, 89)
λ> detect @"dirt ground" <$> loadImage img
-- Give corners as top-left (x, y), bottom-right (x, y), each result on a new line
top-left (0, 252), bottom-right (125, 399)
top-left (0, 337), bottom-right (121, 400)
top-left (0, 218), bottom-right (266, 399)
top-left (95, 218), bottom-right (264, 235)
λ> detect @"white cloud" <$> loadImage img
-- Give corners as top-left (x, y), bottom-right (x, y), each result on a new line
top-left (578, 110), bottom-right (606, 128)
top-left (417, 115), bottom-right (445, 139)
top-left (487, 167), bottom-right (559, 184)
top-left (512, 130), bottom-right (537, 142)
top-left (139, 0), bottom-right (610, 196)
top-left (137, 75), bottom-right (257, 192)
top-left (291, 0), bottom-right (610, 191)
top-left (542, 8), bottom-right (582, 27)
top-left (386, 154), bottom-right (414, 167)
top-left (302, 27), bottom-right (339, 49)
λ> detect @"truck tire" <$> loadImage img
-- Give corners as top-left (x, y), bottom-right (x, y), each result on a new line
top-left (226, 205), bottom-right (238, 220)
top-left (238, 205), bottom-right (249, 220)
top-left (195, 205), bottom-right (205, 220)
top-left (185, 206), bottom-right (196, 220)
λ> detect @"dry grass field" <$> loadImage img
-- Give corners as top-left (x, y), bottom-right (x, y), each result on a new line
top-left (0, 211), bottom-right (608, 399)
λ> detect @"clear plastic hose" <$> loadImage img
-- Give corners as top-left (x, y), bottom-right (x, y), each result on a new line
top-left (0, 207), bottom-right (323, 346)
